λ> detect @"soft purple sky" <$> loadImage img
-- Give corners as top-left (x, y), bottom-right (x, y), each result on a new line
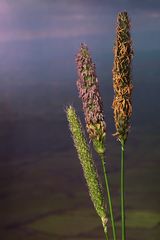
top-left (0, 1), bottom-right (159, 159)
top-left (0, 0), bottom-right (160, 49)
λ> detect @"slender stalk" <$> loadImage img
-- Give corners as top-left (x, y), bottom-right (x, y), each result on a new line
top-left (100, 153), bottom-right (117, 240)
top-left (121, 139), bottom-right (126, 240)
top-left (104, 228), bottom-right (109, 240)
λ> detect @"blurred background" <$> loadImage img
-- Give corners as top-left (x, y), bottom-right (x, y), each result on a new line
top-left (0, 0), bottom-right (160, 239)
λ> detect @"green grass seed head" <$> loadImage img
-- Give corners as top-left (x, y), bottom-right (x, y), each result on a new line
top-left (66, 105), bottom-right (108, 228)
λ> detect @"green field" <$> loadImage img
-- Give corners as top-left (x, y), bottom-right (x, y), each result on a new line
top-left (0, 130), bottom-right (160, 240)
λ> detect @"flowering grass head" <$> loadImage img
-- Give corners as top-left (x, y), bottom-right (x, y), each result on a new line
top-left (66, 105), bottom-right (108, 232)
top-left (112, 12), bottom-right (133, 143)
top-left (76, 43), bottom-right (106, 154)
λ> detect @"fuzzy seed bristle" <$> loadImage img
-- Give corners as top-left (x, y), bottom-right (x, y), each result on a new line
top-left (66, 105), bottom-right (108, 228)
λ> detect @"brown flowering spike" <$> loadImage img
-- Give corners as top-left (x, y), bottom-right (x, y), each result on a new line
top-left (76, 43), bottom-right (106, 154)
top-left (112, 12), bottom-right (133, 143)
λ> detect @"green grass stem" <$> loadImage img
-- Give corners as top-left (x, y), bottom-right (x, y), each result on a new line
top-left (121, 140), bottom-right (126, 240)
top-left (100, 153), bottom-right (117, 240)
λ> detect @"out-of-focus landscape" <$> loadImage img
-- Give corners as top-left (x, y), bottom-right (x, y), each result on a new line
top-left (0, 1), bottom-right (160, 239)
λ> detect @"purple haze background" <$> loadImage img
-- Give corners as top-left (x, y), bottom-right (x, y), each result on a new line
top-left (0, 0), bottom-right (159, 158)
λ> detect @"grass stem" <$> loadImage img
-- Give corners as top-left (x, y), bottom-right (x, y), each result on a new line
top-left (100, 154), bottom-right (117, 240)
top-left (121, 140), bottom-right (126, 240)
top-left (104, 229), bottom-right (109, 240)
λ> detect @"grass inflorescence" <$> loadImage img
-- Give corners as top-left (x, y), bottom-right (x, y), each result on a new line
top-left (66, 11), bottom-right (134, 240)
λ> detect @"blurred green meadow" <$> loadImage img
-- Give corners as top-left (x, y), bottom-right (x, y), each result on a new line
top-left (0, 119), bottom-right (160, 239)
